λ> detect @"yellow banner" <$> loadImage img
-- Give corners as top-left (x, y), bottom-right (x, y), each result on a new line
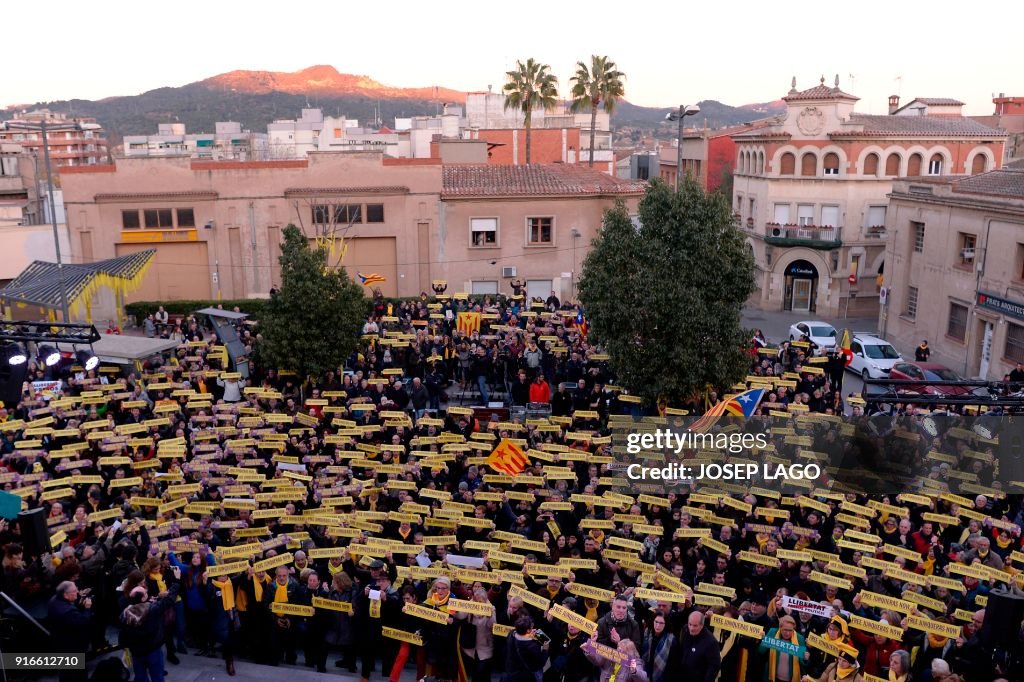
top-left (711, 614), bottom-right (764, 639)
top-left (548, 604), bottom-right (598, 636)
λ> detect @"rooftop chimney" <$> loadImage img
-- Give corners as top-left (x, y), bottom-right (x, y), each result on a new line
top-left (888, 95), bottom-right (900, 115)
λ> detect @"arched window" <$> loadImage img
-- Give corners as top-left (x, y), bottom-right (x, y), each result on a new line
top-left (779, 152), bottom-right (795, 175)
top-left (928, 153), bottom-right (943, 175)
top-left (739, 151), bottom-right (747, 174)
top-left (863, 153), bottom-right (879, 176)
top-left (885, 153), bottom-right (901, 176)
top-left (907, 153), bottom-right (923, 176)
top-left (800, 152), bottom-right (817, 176)
top-left (971, 154), bottom-right (988, 175)
top-left (823, 152), bottom-right (840, 176)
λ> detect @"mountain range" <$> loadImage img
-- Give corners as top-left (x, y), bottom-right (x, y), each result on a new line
top-left (1, 65), bottom-right (786, 144)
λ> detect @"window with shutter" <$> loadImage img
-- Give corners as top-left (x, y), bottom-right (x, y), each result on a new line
top-left (867, 206), bottom-right (886, 229)
top-left (863, 153), bottom-right (879, 176)
top-left (824, 153), bottom-right (840, 176)
top-left (800, 153), bottom-right (817, 176)
top-left (773, 204), bottom-right (790, 224)
top-left (907, 153), bottom-right (923, 176)
top-left (779, 152), bottom-right (795, 175)
top-left (820, 206), bottom-right (839, 227)
top-left (885, 154), bottom-right (901, 176)
top-left (971, 154), bottom-right (987, 175)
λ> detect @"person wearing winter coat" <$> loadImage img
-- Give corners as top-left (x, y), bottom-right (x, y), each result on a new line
top-left (120, 565), bottom-right (182, 682)
top-left (505, 615), bottom-right (550, 682)
top-left (641, 613), bottom-right (679, 682)
top-left (546, 623), bottom-right (592, 682)
top-left (453, 587), bottom-right (496, 682)
top-left (583, 637), bottom-right (649, 682)
top-left (47, 581), bottom-right (94, 682)
top-left (205, 568), bottom-right (245, 676)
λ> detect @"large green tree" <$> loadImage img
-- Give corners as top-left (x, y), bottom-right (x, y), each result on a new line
top-left (578, 177), bottom-right (756, 406)
top-left (569, 55), bottom-right (625, 167)
top-left (503, 58), bottom-right (559, 164)
top-left (257, 224), bottom-right (365, 380)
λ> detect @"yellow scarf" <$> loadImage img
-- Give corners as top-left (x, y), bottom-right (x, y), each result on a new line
top-left (252, 574), bottom-right (270, 603)
top-left (212, 578), bottom-right (235, 611)
top-left (996, 535), bottom-right (1012, 550)
top-left (274, 581), bottom-right (289, 603)
top-left (327, 561), bottom-right (345, 576)
top-left (150, 572), bottom-right (167, 594)
top-left (837, 665), bottom-right (856, 679)
top-left (585, 599), bottom-right (599, 622)
top-left (888, 673), bottom-right (906, 682)
top-left (611, 663), bottom-right (622, 682)
top-left (767, 630), bottom-right (801, 682)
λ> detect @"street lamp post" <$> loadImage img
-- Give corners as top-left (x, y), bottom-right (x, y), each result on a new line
top-left (666, 104), bottom-right (701, 192)
top-left (5, 120), bottom-right (71, 321)
top-left (570, 228), bottom-right (582, 302)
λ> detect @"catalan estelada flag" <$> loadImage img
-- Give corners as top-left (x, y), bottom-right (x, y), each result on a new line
top-left (487, 438), bottom-right (529, 476)
top-left (689, 388), bottom-right (766, 433)
top-left (456, 311), bottom-right (481, 336)
top-left (573, 308), bottom-right (589, 338)
top-left (358, 272), bottom-right (387, 287)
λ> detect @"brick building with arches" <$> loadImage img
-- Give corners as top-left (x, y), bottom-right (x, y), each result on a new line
top-left (732, 76), bottom-right (1005, 317)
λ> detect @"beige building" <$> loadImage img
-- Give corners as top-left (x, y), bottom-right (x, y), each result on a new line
top-left (883, 169), bottom-right (1024, 379)
top-left (732, 77), bottom-right (1005, 317)
top-left (56, 153), bottom-right (642, 322)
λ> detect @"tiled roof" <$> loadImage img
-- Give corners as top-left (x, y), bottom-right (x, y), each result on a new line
top-left (838, 114), bottom-right (1004, 137)
top-left (783, 81), bottom-right (858, 102)
top-left (914, 98), bottom-right (965, 106)
top-left (1004, 158), bottom-right (1024, 170)
top-left (951, 169), bottom-right (1024, 199)
top-left (283, 186), bottom-right (410, 196)
top-left (442, 164), bottom-right (646, 198)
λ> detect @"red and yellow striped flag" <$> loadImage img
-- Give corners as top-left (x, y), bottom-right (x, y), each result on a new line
top-left (456, 311), bottom-right (481, 336)
top-left (486, 438), bottom-right (529, 476)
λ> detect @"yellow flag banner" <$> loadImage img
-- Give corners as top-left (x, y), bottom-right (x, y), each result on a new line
top-left (402, 602), bottom-right (451, 625)
top-left (548, 604), bottom-right (598, 636)
top-left (487, 439), bottom-right (529, 476)
top-left (312, 597), bottom-right (354, 613)
top-left (272, 603), bottom-right (314, 618)
top-left (711, 614), bottom-right (765, 639)
top-left (382, 627), bottom-right (424, 646)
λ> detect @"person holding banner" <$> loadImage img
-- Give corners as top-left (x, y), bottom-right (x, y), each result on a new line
top-left (759, 615), bottom-right (806, 682)
top-left (800, 646), bottom-right (863, 682)
top-left (453, 587), bottom-right (496, 682)
top-left (582, 637), bottom-right (648, 682)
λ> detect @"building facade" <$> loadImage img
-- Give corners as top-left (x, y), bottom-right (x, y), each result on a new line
top-left (732, 77), bottom-right (1005, 317)
top-left (0, 110), bottom-right (107, 168)
top-left (57, 154), bottom-right (642, 322)
top-left (122, 122), bottom-right (269, 161)
top-left (882, 169), bottom-right (1024, 380)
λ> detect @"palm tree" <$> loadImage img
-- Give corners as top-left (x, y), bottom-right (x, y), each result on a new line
top-left (503, 58), bottom-right (559, 164)
top-left (569, 56), bottom-right (625, 167)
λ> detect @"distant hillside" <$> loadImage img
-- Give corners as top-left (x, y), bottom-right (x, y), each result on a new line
top-left (613, 99), bottom-right (786, 131)
top-left (0, 65), bottom-right (788, 145)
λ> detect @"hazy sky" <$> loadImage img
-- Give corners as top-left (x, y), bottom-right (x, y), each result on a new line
top-left (4, 1), bottom-right (1021, 116)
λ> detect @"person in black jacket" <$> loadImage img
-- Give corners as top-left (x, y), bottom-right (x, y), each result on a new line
top-left (505, 615), bottom-right (549, 682)
top-left (120, 565), bottom-right (182, 682)
top-left (47, 581), bottom-right (94, 682)
top-left (678, 612), bottom-right (720, 682)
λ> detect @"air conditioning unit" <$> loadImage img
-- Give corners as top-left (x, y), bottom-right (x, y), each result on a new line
top-left (502, 266), bottom-right (517, 278)
top-left (961, 248), bottom-right (975, 260)
top-left (772, 227), bottom-right (783, 237)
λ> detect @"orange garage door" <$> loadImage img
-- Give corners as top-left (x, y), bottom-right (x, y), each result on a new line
top-left (117, 242), bottom-right (212, 303)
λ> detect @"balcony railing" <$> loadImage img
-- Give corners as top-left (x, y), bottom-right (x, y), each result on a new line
top-left (764, 223), bottom-right (842, 249)
top-left (863, 225), bottom-right (887, 240)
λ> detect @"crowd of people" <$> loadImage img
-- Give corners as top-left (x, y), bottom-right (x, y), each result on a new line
top-left (0, 292), bottom-right (1022, 682)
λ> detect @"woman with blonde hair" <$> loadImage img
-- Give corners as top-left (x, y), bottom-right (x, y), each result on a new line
top-left (454, 586), bottom-right (496, 682)
top-left (423, 577), bottom-right (458, 680)
top-left (583, 637), bottom-right (649, 682)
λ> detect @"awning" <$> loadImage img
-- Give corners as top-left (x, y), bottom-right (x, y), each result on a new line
top-left (0, 249), bottom-right (156, 319)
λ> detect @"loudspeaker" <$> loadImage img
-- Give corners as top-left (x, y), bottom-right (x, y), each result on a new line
top-left (978, 586), bottom-right (1024, 648)
top-left (996, 416), bottom-right (1024, 485)
top-left (17, 508), bottom-right (50, 557)
top-left (0, 359), bottom-right (28, 409)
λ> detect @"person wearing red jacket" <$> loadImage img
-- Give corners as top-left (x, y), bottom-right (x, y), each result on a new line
top-left (851, 629), bottom-right (902, 678)
top-left (910, 521), bottom-right (936, 555)
top-left (528, 375), bottom-right (551, 404)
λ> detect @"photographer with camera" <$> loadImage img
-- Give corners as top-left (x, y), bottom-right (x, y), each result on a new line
top-left (47, 581), bottom-right (94, 682)
top-left (505, 614), bottom-right (549, 682)
top-left (120, 565), bottom-right (183, 682)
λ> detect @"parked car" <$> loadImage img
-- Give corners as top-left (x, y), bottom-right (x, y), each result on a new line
top-left (888, 362), bottom-right (973, 396)
top-left (788, 321), bottom-right (837, 348)
top-left (847, 334), bottom-right (903, 379)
